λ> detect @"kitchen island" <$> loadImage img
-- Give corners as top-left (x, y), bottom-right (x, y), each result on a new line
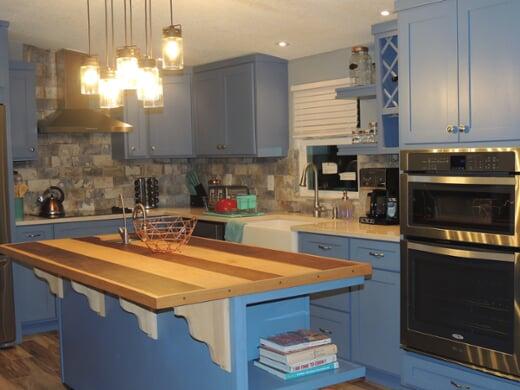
top-left (1, 234), bottom-right (371, 390)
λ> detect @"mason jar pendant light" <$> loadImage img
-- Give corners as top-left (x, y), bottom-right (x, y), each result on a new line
top-left (116, 0), bottom-right (140, 90)
top-left (161, 0), bottom-right (184, 70)
top-left (99, 0), bottom-right (123, 109)
top-left (80, 0), bottom-right (100, 95)
top-left (137, 0), bottom-right (163, 108)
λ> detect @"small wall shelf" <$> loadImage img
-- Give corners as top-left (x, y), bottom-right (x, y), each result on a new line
top-left (335, 84), bottom-right (376, 100)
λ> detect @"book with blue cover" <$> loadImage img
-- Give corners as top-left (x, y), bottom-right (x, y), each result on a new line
top-left (253, 360), bottom-right (339, 380)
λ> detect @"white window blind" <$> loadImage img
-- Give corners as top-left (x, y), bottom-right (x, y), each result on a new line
top-left (292, 78), bottom-right (357, 139)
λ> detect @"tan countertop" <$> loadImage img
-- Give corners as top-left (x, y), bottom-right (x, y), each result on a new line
top-left (16, 207), bottom-right (400, 242)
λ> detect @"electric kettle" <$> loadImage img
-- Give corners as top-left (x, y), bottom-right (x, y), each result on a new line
top-left (37, 186), bottom-right (65, 218)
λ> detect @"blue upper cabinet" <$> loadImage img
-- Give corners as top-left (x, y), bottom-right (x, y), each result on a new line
top-left (457, 0), bottom-right (520, 143)
top-left (148, 74), bottom-right (193, 157)
top-left (193, 54), bottom-right (288, 157)
top-left (398, 0), bottom-right (520, 147)
top-left (0, 21), bottom-right (9, 103)
top-left (112, 73), bottom-right (194, 159)
top-left (9, 61), bottom-right (38, 161)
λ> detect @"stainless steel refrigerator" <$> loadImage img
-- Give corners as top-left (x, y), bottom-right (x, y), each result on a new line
top-left (0, 104), bottom-right (15, 346)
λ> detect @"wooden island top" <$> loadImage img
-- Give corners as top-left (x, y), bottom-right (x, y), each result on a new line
top-left (1, 235), bottom-right (371, 310)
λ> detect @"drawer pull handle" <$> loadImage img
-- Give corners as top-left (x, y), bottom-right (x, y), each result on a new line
top-left (27, 233), bottom-right (42, 238)
top-left (318, 244), bottom-right (332, 251)
top-left (369, 251), bottom-right (385, 258)
top-left (318, 327), bottom-right (333, 335)
top-left (450, 381), bottom-right (470, 390)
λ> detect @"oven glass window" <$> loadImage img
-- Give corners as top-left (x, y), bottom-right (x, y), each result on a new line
top-left (409, 183), bottom-right (515, 234)
top-left (408, 247), bottom-right (515, 353)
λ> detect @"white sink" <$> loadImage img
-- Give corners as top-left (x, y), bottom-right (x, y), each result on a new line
top-left (241, 218), bottom-right (316, 253)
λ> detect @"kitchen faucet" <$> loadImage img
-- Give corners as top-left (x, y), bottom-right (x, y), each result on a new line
top-left (299, 162), bottom-right (326, 218)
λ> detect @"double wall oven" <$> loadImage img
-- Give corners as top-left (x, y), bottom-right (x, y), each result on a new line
top-left (401, 148), bottom-right (520, 380)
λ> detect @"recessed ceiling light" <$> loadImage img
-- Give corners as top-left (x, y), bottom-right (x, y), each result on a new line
top-left (380, 10), bottom-right (391, 16)
top-left (277, 41), bottom-right (290, 48)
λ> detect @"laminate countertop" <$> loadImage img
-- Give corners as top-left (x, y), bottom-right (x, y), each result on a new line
top-left (0, 234), bottom-right (371, 310)
top-left (16, 207), bottom-right (401, 242)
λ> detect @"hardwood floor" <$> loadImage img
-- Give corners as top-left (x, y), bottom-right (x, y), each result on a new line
top-left (0, 332), bottom-right (386, 390)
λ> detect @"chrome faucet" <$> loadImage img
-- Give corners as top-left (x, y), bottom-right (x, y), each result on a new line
top-left (299, 162), bottom-right (325, 218)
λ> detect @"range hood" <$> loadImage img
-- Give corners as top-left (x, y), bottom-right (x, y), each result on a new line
top-left (38, 49), bottom-right (132, 134)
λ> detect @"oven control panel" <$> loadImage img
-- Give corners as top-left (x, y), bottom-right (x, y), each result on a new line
top-left (407, 152), bottom-right (516, 173)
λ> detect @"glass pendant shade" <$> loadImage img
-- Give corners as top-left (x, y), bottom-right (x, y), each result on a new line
top-left (99, 68), bottom-right (123, 109)
top-left (161, 25), bottom-right (183, 70)
top-left (116, 46), bottom-right (141, 90)
top-left (80, 56), bottom-right (100, 95)
top-left (137, 58), bottom-right (164, 108)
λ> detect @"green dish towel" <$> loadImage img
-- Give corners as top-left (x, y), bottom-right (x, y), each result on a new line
top-left (224, 221), bottom-right (246, 243)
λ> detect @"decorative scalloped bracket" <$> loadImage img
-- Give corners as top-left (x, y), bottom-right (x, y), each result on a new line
top-left (175, 298), bottom-right (231, 372)
top-left (34, 268), bottom-right (64, 298)
top-left (119, 298), bottom-right (158, 340)
top-left (71, 282), bottom-right (106, 317)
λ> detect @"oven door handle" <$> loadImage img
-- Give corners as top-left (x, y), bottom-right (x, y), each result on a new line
top-left (406, 175), bottom-right (516, 186)
top-left (408, 242), bottom-right (516, 263)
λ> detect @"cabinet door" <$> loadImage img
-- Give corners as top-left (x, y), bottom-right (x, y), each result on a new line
top-left (458, 0), bottom-right (520, 143)
top-left (149, 74), bottom-right (193, 157)
top-left (193, 70), bottom-right (225, 155)
top-left (399, 0), bottom-right (459, 145)
top-left (123, 91), bottom-right (149, 158)
top-left (9, 65), bottom-right (38, 161)
top-left (351, 270), bottom-right (400, 376)
top-left (222, 63), bottom-right (256, 155)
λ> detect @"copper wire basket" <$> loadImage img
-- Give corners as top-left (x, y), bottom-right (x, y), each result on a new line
top-left (132, 204), bottom-right (198, 254)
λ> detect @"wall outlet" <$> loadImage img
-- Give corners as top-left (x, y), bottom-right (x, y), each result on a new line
top-left (267, 175), bottom-right (275, 191)
top-left (223, 173), bottom-right (233, 186)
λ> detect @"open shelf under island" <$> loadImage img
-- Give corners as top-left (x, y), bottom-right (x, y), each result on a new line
top-left (1, 234), bottom-right (372, 390)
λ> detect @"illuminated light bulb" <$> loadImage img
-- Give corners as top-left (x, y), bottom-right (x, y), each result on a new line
top-left (99, 68), bottom-right (123, 109)
top-left (380, 10), bottom-right (391, 16)
top-left (137, 57), bottom-right (164, 108)
top-left (80, 56), bottom-right (100, 95)
top-left (162, 24), bottom-right (184, 70)
top-left (116, 46), bottom-right (141, 90)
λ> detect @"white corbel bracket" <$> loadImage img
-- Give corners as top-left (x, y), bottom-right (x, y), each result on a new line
top-left (71, 281), bottom-right (106, 317)
top-left (119, 298), bottom-right (158, 340)
top-left (175, 298), bottom-right (231, 372)
top-left (34, 268), bottom-right (63, 298)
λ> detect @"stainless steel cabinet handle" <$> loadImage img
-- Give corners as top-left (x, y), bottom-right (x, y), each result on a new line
top-left (446, 125), bottom-right (454, 134)
top-left (29, 147), bottom-right (35, 152)
top-left (450, 381), bottom-right (470, 390)
top-left (216, 145), bottom-right (221, 150)
top-left (318, 244), bottom-right (332, 251)
top-left (26, 233), bottom-right (42, 239)
top-left (318, 327), bottom-right (332, 335)
top-left (151, 146), bottom-right (156, 151)
top-left (130, 146), bottom-right (136, 151)
top-left (458, 124), bottom-right (468, 133)
top-left (369, 251), bottom-right (385, 258)
top-left (222, 144), bottom-right (227, 150)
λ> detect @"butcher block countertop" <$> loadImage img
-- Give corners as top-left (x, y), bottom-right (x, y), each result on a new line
top-left (0, 235), bottom-right (371, 310)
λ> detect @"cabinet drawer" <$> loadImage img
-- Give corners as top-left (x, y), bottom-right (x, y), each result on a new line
top-left (402, 352), bottom-right (520, 390)
top-left (299, 233), bottom-right (348, 260)
top-left (14, 225), bottom-right (54, 243)
top-left (54, 219), bottom-right (125, 239)
top-left (350, 239), bottom-right (399, 272)
top-left (311, 289), bottom-right (351, 313)
top-left (310, 306), bottom-right (350, 360)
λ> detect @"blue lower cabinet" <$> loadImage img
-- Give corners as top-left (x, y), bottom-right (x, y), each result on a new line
top-left (53, 219), bottom-right (126, 238)
top-left (402, 352), bottom-right (520, 390)
top-left (310, 305), bottom-right (350, 361)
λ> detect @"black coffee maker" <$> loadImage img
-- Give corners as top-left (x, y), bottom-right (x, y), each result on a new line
top-left (359, 168), bottom-right (399, 225)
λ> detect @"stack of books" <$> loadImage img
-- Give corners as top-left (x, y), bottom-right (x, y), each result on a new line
top-left (254, 329), bottom-right (339, 380)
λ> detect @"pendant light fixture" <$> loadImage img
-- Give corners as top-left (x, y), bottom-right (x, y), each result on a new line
top-left (80, 0), bottom-right (100, 95)
top-left (99, 0), bottom-right (123, 109)
top-left (116, 0), bottom-right (140, 90)
top-left (161, 0), bottom-right (184, 70)
top-left (137, 0), bottom-right (163, 108)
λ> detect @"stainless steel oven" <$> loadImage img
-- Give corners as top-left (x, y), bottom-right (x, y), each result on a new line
top-left (401, 148), bottom-right (520, 379)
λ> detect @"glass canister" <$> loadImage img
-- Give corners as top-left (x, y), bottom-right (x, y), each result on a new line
top-left (337, 191), bottom-right (355, 220)
top-left (349, 46), bottom-right (372, 86)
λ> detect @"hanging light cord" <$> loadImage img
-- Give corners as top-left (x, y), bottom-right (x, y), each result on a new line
top-left (170, 0), bottom-right (174, 26)
top-left (87, 0), bottom-right (92, 56)
top-left (144, 0), bottom-right (149, 57)
top-left (111, 0), bottom-right (115, 67)
top-left (129, 0), bottom-right (133, 44)
top-left (149, 0), bottom-right (153, 57)
top-left (104, 0), bottom-right (109, 66)
top-left (123, 0), bottom-right (128, 46)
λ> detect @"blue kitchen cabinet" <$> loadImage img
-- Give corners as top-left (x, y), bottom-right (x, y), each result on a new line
top-left (9, 61), bottom-right (38, 161)
top-left (193, 54), bottom-right (288, 157)
top-left (148, 74), bottom-right (193, 157)
top-left (398, 0), bottom-right (520, 147)
top-left (310, 305), bottom-right (351, 360)
top-left (53, 219), bottom-right (126, 239)
top-left (0, 21), bottom-right (9, 103)
top-left (113, 73), bottom-right (193, 159)
top-left (12, 225), bottom-right (57, 342)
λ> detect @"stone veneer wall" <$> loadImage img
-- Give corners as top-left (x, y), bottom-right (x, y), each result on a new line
top-left (15, 45), bottom-right (398, 217)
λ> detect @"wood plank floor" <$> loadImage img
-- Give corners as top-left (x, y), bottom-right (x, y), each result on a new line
top-left (0, 332), bottom-right (387, 390)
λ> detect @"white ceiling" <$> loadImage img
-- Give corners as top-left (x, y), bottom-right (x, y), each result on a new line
top-left (2, 0), bottom-right (394, 65)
